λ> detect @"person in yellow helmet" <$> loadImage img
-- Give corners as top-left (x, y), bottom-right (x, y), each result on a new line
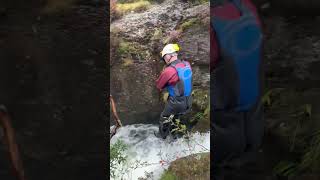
top-left (155, 44), bottom-right (193, 139)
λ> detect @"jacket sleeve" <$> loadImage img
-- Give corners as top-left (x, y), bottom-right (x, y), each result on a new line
top-left (156, 68), bottom-right (171, 91)
top-left (156, 73), bottom-right (166, 91)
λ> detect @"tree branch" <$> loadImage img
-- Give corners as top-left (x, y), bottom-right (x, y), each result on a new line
top-left (0, 105), bottom-right (26, 180)
top-left (110, 95), bottom-right (123, 139)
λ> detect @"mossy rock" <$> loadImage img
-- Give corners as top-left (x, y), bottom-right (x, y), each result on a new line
top-left (151, 28), bottom-right (164, 41)
top-left (117, 39), bottom-right (151, 62)
top-left (187, 0), bottom-right (209, 5)
top-left (190, 106), bottom-right (210, 133)
top-left (161, 152), bottom-right (210, 180)
top-left (178, 18), bottom-right (199, 32)
top-left (183, 89), bottom-right (209, 132)
top-left (160, 171), bottom-right (178, 180)
top-left (191, 89), bottom-right (209, 111)
top-left (118, 41), bottom-right (138, 55)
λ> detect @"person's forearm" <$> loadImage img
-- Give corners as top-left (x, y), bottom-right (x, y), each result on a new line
top-left (156, 77), bottom-right (166, 91)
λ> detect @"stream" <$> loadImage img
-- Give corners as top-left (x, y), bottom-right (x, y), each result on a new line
top-left (110, 124), bottom-right (210, 180)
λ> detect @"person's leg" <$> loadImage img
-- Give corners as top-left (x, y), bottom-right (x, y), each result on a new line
top-left (158, 98), bottom-right (176, 139)
top-left (226, 102), bottom-right (264, 169)
top-left (158, 96), bottom-right (191, 139)
top-left (212, 110), bottom-right (246, 174)
top-left (244, 102), bottom-right (264, 160)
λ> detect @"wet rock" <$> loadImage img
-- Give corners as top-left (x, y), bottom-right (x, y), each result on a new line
top-left (110, 0), bottom-right (209, 124)
top-left (161, 152), bottom-right (210, 180)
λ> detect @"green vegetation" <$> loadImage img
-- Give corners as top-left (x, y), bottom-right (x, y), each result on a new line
top-left (110, 139), bottom-right (128, 178)
top-left (191, 89), bottom-right (209, 111)
top-left (273, 160), bottom-right (299, 178)
top-left (189, 89), bottom-right (210, 132)
top-left (160, 171), bottom-right (178, 180)
top-left (116, 39), bottom-right (151, 63)
top-left (118, 41), bottom-right (137, 55)
top-left (117, 0), bottom-right (151, 15)
top-left (299, 131), bottom-right (320, 172)
top-left (178, 18), bottom-right (198, 32)
top-left (268, 88), bottom-right (320, 178)
top-left (171, 118), bottom-right (187, 135)
top-left (190, 112), bottom-right (205, 123)
top-left (188, 0), bottom-right (209, 5)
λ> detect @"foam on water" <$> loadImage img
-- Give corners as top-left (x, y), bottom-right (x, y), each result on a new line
top-left (110, 124), bottom-right (210, 180)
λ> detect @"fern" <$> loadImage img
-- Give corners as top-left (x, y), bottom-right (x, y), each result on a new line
top-left (273, 161), bottom-right (298, 178)
top-left (298, 130), bottom-right (320, 172)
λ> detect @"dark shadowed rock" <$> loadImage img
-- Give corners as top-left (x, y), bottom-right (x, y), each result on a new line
top-left (0, 0), bottom-right (107, 179)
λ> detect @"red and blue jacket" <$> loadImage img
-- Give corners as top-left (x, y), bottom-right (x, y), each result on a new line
top-left (156, 60), bottom-right (192, 97)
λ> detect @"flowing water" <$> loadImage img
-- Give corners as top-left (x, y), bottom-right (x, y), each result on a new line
top-left (110, 124), bottom-right (210, 180)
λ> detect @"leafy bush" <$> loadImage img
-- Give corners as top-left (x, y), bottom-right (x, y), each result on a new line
top-left (110, 139), bottom-right (128, 178)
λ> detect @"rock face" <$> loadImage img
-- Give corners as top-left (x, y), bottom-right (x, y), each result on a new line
top-left (0, 0), bottom-right (106, 179)
top-left (110, 0), bottom-right (209, 124)
top-left (251, 0), bottom-right (320, 12)
top-left (260, 12), bottom-right (320, 177)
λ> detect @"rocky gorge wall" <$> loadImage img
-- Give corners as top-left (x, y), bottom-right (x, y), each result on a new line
top-left (110, 0), bottom-right (210, 125)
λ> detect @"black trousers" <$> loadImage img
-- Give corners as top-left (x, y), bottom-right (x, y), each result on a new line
top-left (159, 96), bottom-right (192, 138)
top-left (212, 102), bottom-right (264, 179)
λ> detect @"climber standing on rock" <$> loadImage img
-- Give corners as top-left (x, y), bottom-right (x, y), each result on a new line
top-left (155, 44), bottom-right (193, 139)
top-left (211, 0), bottom-right (264, 179)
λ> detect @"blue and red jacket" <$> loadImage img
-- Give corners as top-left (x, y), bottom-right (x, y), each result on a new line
top-left (211, 0), bottom-right (263, 111)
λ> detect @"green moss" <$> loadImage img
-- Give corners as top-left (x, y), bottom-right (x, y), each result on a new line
top-left (299, 136), bottom-right (320, 172)
top-left (197, 0), bottom-right (209, 4)
top-left (160, 171), bottom-right (178, 180)
top-left (190, 111), bottom-right (210, 133)
top-left (162, 18), bottom-right (203, 44)
top-left (189, 89), bottom-right (210, 132)
top-left (117, 0), bottom-right (151, 15)
top-left (116, 39), bottom-right (151, 63)
top-left (118, 40), bottom-right (137, 55)
top-left (178, 18), bottom-right (198, 32)
top-left (152, 28), bottom-right (163, 41)
top-left (187, 0), bottom-right (209, 5)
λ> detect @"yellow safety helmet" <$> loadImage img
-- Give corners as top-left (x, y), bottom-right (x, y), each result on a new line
top-left (160, 44), bottom-right (180, 58)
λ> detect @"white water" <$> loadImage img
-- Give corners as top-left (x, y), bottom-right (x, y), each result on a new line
top-left (110, 124), bottom-right (210, 180)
